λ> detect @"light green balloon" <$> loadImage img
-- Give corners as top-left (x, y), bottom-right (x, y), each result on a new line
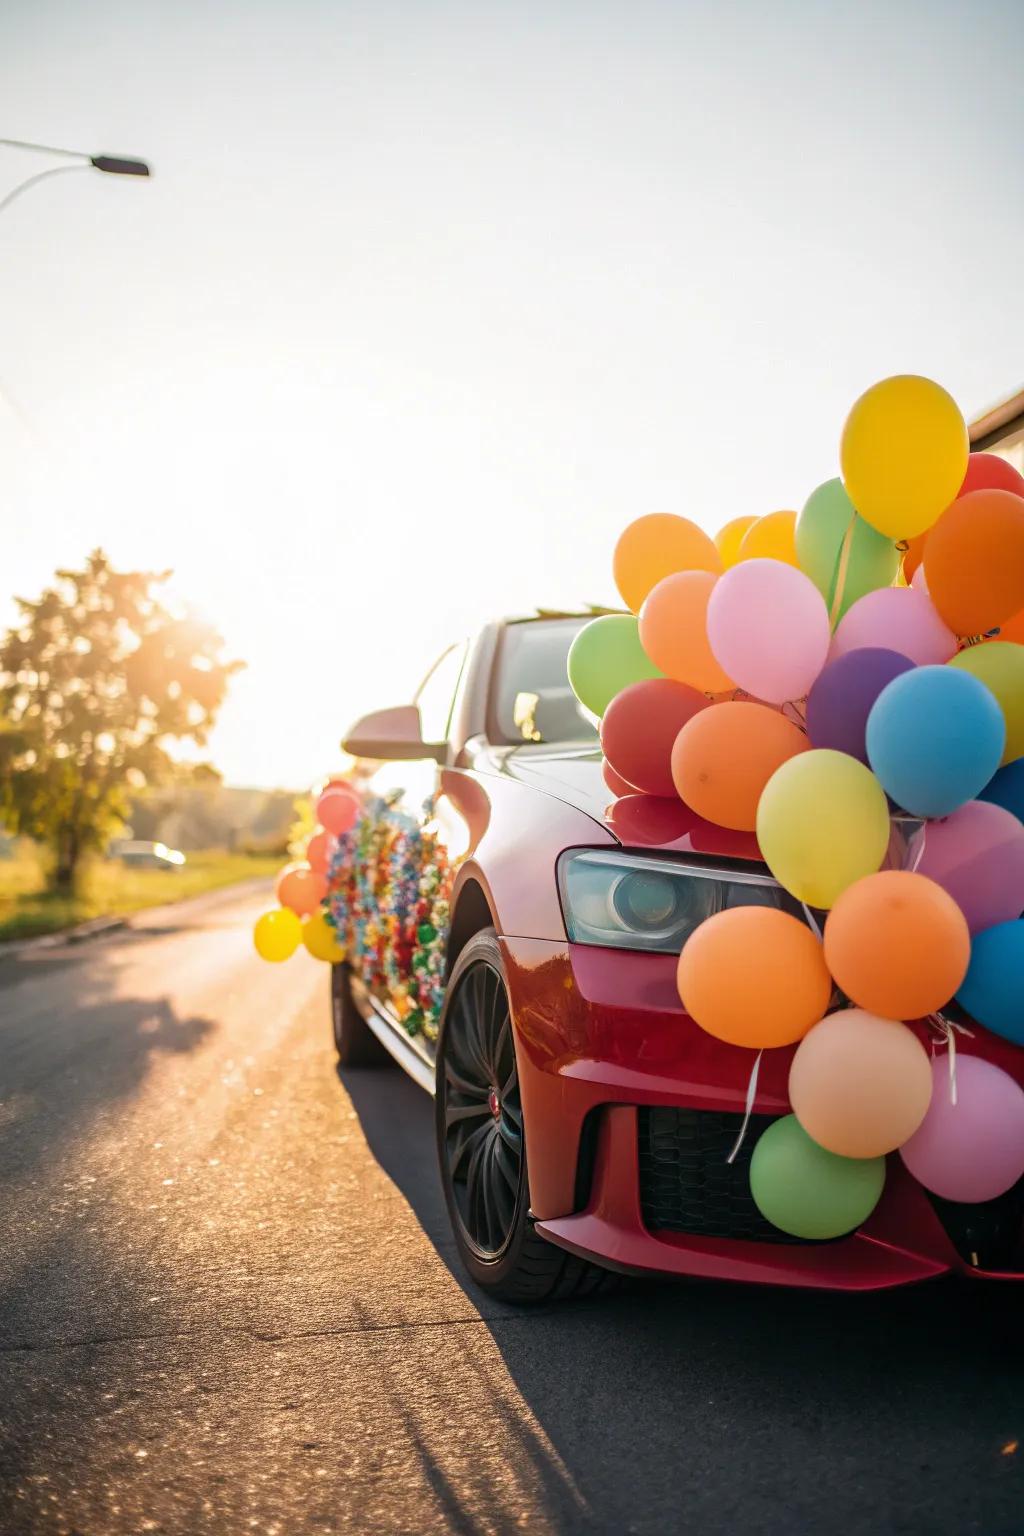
top-left (567, 615), bottom-right (662, 717)
top-left (756, 749), bottom-right (891, 909)
top-left (749, 1115), bottom-right (885, 1240)
top-left (796, 478), bottom-right (900, 624)
top-left (949, 642), bottom-right (1024, 765)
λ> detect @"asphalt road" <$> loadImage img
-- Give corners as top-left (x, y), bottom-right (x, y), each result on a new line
top-left (0, 883), bottom-right (1020, 1535)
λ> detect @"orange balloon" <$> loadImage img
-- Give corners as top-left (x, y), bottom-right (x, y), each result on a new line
top-left (994, 606), bottom-right (1024, 645)
top-left (306, 830), bottom-right (332, 873)
top-left (276, 862), bottom-right (327, 917)
top-left (737, 510), bottom-right (798, 566)
top-left (823, 870), bottom-right (970, 1020)
top-left (638, 571), bottom-right (734, 693)
top-left (670, 701), bottom-right (809, 831)
top-left (714, 516), bottom-right (758, 569)
top-left (789, 1010), bottom-right (933, 1158)
top-left (677, 906), bottom-right (831, 1049)
top-left (613, 513), bottom-right (721, 613)
top-left (924, 489), bottom-right (1024, 635)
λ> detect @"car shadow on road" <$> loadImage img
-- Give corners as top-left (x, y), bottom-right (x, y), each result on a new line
top-left (339, 1060), bottom-right (1024, 1535)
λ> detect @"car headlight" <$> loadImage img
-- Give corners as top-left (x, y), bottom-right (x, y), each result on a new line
top-left (557, 849), bottom-right (806, 954)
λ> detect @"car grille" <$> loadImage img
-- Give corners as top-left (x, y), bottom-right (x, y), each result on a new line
top-left (637, 1106), bottom-right (813, 1244)
top-left (926, 1181), bottom-right (1024, 1273)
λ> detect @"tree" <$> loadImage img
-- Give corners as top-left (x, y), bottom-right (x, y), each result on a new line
top-left (0, 550), bottom-right (242, 892)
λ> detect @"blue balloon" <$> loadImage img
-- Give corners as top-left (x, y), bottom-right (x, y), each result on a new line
top-left (956, 920), bottom-right (1024, 1046)
top-left (866, 666), bottom-right (1006, 818)
top-left (979, 759), bottom-right (1024, 824)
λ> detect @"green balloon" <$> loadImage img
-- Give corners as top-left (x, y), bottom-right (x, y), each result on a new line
top-left (749, 1115), bottom-right (885, 1239)
top-left (949, 642), bottom-right (1024, 765)
top-left (567, 614), bottom-right (662, 717)
top-left (796, 478), bottom-right (899, 623)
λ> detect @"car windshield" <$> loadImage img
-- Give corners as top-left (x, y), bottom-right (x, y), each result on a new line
top-left (490, 617), bottom-right (600, 746)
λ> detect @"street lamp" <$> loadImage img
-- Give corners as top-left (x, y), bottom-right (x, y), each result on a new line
top-left (0, 137), bottom-right (151, 217)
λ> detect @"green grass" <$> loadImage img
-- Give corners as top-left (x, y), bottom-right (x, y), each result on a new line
top-left (0, 844), bottom-right (282, 943)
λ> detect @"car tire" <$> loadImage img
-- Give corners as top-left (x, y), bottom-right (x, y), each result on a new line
top-left (435, 930), bottom-right (615, 1304)
top-left (331, 963), bottom-right (391, 1066)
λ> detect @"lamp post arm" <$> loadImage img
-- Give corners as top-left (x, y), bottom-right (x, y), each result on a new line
top-left (0, 137), bottom-right (92, 160)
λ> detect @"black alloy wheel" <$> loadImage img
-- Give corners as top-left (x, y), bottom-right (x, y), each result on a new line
top-left (435, 930), bottom-right (615, 1303)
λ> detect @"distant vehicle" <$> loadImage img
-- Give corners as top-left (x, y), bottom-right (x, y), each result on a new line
top-left (330, 611), bottom-right (1024, 1302)
top-left (114, 840), bottom-right (186, 870)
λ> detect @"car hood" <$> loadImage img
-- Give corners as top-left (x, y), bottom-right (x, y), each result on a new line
top-left (498, 745), bottom-right (763, 861)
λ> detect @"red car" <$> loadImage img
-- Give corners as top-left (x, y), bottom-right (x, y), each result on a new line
top-left (331, 611), bottom-right (1024, 1301)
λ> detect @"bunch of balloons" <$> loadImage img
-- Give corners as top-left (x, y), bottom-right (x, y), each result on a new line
top-left (252, 783), bottom-right (360, 965)
top-left (569, 374), bottom-right (1024, 1241)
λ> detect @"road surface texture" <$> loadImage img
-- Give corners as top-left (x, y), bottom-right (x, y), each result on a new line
top-left (0, 883), bottom-right (1020, 1535)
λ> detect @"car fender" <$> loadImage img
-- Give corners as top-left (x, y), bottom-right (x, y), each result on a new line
top-left (442, 766), bottom-right (616, 942)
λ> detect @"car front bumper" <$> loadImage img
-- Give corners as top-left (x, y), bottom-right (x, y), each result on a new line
top-left (501, 936), bottom-right (1024, 1290)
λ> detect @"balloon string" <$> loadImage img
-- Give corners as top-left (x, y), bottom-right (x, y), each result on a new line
top-left (782, 699), bottom-right (808, 733)
top-left (726, 1049), bottom-right (763, 1165)
top-left (828, 513), bottom-right (857, 629)
top-left (907, 824), bottom-right (927, 873)
top-left (801, 902), bottom-right (822, 939)
top-left (927, 1012), bottom-right (974, 1106)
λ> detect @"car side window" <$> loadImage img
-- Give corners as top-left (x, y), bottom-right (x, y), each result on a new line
top-left (415, 642), bottom-right (468, 744)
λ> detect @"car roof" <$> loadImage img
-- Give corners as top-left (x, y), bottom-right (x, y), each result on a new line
top-left (500, 605), bottom-right (627, 626)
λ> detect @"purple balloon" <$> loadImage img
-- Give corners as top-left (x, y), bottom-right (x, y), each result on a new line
top-left (900, 1055), bottom-right (1024, 1203)
top-left (805, 648), bottom-right (915, 764)
top-left (916, 800), bottom-right (1024, 934)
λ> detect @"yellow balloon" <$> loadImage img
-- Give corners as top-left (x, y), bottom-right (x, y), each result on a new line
top-left (714, 516), bottom-right (758, 569)
top-left (756, 750), bottom-right (891, 910)
top-left (737, 510), bottom-right (798, 566)
top-left (840, 375), bottom-right (968, 541)
top-left (302, 911), bottom-right (346, 963)
top-left (253, 907), bottom-right (302, 962)
top-left (949, 642), bottom-right (1024, 764)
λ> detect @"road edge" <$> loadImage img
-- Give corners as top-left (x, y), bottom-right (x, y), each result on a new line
top-left (0, 877), bottom-right (274, 962)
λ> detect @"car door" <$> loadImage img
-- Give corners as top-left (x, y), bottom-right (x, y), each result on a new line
top-left (360, 641), bottom-right (468, 1042)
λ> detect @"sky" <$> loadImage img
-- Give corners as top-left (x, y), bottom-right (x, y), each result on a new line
top-left (2, 0), bottom-right (1023, 788)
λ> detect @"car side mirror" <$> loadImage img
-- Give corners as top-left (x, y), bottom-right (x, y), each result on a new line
top-left (341, 704), bottom-right (447, 763)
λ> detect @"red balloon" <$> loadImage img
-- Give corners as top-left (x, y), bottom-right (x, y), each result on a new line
top-left (958, 452), bottom-right (1024, 500)
top-left (600, 679), bottom-right (708, 797)
top-left (602, 759), bottom-right (637, 798)
top-left (604, 793), bottom-right (698, 846)
top-left (306, 830), bottom-right (333, 873)
top-left (317, 788), bottom-right (359, 835)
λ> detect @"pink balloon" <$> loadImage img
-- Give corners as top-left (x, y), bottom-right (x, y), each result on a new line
top-left (911, 563), bottom-right (929, 595)
top-left (706, 559), bottom-right (830, 705)
top-left (830, 587), bottom-right (956, 666)
top-left (900, 1055), bottom-right (1024, 1202)
top-left (317, 788), bottom-right (359, 835)
top-left (915, 800), bottom-right (1024, 934)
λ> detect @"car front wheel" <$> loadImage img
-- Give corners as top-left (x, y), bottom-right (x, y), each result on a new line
top-left (435, 930), bottom-right (612, 1303)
